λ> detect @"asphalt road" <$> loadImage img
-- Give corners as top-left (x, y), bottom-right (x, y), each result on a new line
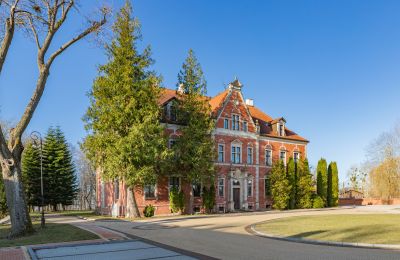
top-left (90, 206), bottom-right (400, 260)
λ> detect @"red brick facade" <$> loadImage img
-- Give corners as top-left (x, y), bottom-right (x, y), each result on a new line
top-left (96, 79), bottom-right (309, 216)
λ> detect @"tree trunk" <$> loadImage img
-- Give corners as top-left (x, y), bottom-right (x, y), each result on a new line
top-left (1, 158), bottom-right (33, 238)
top-left (126, 186), bottom-right (141, 218)
top-left (189, 189), bottom-right (194, 215)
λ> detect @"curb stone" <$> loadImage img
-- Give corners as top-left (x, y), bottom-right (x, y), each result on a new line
top-left (249, 224), bottom-right (400, 250)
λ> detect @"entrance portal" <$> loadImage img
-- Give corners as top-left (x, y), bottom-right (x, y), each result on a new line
top-left (233, 188), bottom-right (240, 210)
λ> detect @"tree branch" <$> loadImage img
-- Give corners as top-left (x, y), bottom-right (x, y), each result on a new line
top-left (27, 14), bottom-right (41, 49)
top-left (11, 3), bottom-right (107, 149)
top-left (0, 0), bottom-right (19, 74)
top-left (47, 16), bottom-right (106, 67)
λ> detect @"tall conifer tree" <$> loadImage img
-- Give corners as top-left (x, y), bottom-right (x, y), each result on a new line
top-left (317, 158), bottom-right (328, 205)
top-left (22, 143), bottom-right (42, 207)
top-left (172, 49), bottom-right (216, 214)
top-left (327, 162), bottom-right (339, 207)
top-left (42, 127), bottom-right (77, 210)
top-left (297, 158), bottom-right (313, 208)
top-left (271, 161), bottom-right (290, 210)
top-left (83, 2), bottom-right (167, 217)
top-left (287, 158), bottom-right (296, 209)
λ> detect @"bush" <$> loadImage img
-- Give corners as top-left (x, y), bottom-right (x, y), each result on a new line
top-left (143, 205), bottom-right (155, 218)
top-left (169, 187), bottom-right (184, 213)
top-left (312, 195), bottom-right (325, 209)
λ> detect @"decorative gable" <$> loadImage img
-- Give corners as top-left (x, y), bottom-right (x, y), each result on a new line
top-left (214, 79), bottom-right (256, 133)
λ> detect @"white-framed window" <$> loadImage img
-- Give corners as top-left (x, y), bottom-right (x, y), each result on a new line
top-left (265, 176), bottom-right (271, 196)
top-left (243, 121), bottom-right (248, 132)
top-left (224, 119), bottom-right (229, 129)
top-left (144, 184), bottom-right (156, 199)
top-left (247, 147), bottom-right (253, 164)
top-left (265, 149), bottom-right (272, 166)
top-left (169, 177), bottom-right (180, 191)
top-left (294, 152), bottom-right (300, 163)
top-left (232, 115), bottom-right (240, 130)
top-left (218, 178), bottom-right (224, 197)
top-left (218, 144), bottom-right (225, 162)
top-left (279, 123), bottom-right (285, 136)
top-left (231, 145), bottom-right (241, 164)
top-left (247, 178), bottom-right (253, 197)
top-left (280, 150), bottom-right (287, 165)
top-left (192, 182), bottom-right (201, 197)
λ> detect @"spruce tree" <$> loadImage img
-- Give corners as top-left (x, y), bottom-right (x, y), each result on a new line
top-left (271, 161), bottom-right (290, 210)
top-left (287, 157), bottom-right (296, 209)
top-left (42, 127), bottom-right (77, 210)
top-left (297, 158), bottom-right (313, 208)
top-left (172, 49), bottom-right (216, 214)
top-left (54, 128), bottom-right (78, 207)
top-left (328, 162), bottom-right (339, 207)
top-left (83, 1), bottom-right (167, 218)
top-left (316, 158), bottom-right (328, 206)
top-left (22, 143), bottom-right (42, 207)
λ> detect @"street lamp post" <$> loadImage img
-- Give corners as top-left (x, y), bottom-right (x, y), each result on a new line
top-left (31, 131), bottom-right (45, 228)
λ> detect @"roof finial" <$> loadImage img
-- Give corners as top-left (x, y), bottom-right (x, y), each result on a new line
top-left (229, 77), bottom-right (242, 90)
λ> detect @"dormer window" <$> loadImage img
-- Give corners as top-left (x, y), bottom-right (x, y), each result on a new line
top-left (232, 115), bottom-right (240, 131)
top-left (278, 123), bottom-right (285, 136)
top-left (165, 101), bottom-right (177, 122)
top-left (170, 104), bottom-right (177, 122)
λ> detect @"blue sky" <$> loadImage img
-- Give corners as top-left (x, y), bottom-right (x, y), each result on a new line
top-left (1, 1), bottom-right (400, 182)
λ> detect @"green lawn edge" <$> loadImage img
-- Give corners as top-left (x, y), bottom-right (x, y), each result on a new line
top-left (0, 222), bottom-right (99, 248)
top-left (254, 214), bottom-right (400, 245)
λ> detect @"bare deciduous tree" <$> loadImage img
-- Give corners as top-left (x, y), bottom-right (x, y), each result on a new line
top-left (75, 148), bottom-right (96, 210)
top-left (0, 0), bottom-right (108, 237)
top-left (364, 122), bottom-right (400, 200)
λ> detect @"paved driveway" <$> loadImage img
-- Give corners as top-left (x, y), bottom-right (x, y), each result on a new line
top-left (91, 206), bottom-right (400, 260)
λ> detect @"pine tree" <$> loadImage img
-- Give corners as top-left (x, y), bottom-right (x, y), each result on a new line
top-left (287, 157), bottom-right (296, 209)
top-left (316, 158), bottom-right (328, 206)
top-left (54, 128), bottom-right (78, 207)
top-left (271, 161), bottom-right (290, 210)
top-left (22, 143), bottom-right (42, 207)
top-left (83, 1), bottom-right (167, 218)
top-left (42, 127), bottom-right (77, 210)
top-left (297, 158), bottom-right (313, 209)
top-left (171, 49), bottom-right (216, 214)
top-left (327, 162), bottom-right (339, 207)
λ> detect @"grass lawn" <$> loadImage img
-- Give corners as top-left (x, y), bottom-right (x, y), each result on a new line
top-left (30, 210), bottom-right (116, 220)
top-left (255, 214), bottom-right (400, 245)
top-left (0, 222), bottom-right (99, 247)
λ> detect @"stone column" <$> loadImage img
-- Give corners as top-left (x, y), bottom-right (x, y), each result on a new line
top-left (243, 173), bottom-right (248, 210)
top-left (229, 173), bottom-right (234, 211)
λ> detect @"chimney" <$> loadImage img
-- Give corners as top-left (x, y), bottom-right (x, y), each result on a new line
top-left (245, 99), bottom-right (254, 107)
top-left (177, 83), bottom-right (184, 94)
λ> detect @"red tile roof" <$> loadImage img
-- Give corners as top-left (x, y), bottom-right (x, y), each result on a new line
top-left (158, 88), bottom-right (308, 143)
